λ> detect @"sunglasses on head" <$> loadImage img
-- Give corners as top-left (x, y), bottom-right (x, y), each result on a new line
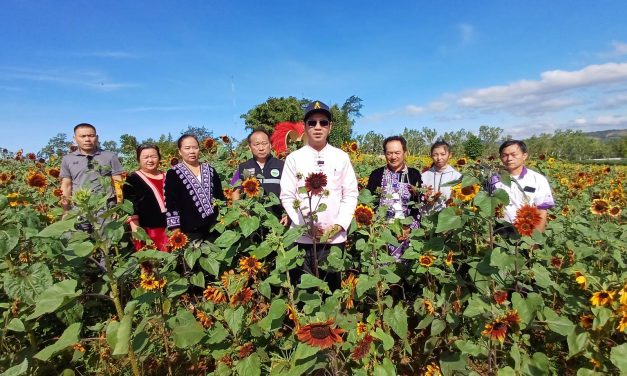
top-left (86, 155), bottom-right (94, 170)
top-left (306, 119), bottom-right (331, 128)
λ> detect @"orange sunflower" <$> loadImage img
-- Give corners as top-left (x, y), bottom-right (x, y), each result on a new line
top-left (241, 177), bottom-right (261, 198)
top-left (419, 254), bottom-right (436, 267)
top-left (423, 299), bottom-right (436, 315)
top-left (354, 204), bottom-right (374, 227)
top-left (590, 199), bottom-right (610, 215)
top-left (195, 310), bottom-right (213, 329)
top-left (500, 310), bottom-right (521, 326)
top-left (168, 231), bottom-right (188, 251)
top-left (239, 255), bottom-right (263, 275)
top-left (617, 313), bottom-right (627, 332)
top-left (304, 172), bottom-right (327, 195)
top-left (203, 285), bottom-right (227, 304)
top-left (513, 204), bottom-right (542, 236)
top-left (230, 287), bottom-right (254, 305)
top-left (493, 290), bottom-right (508, 305)
top-left (296, 319), bottom-right (345, 349)
top-left (220, 135), bottom-right (231, 144)
top-left (26, 172), bottom-right (47, 189)
top-left (221, 269), bottom-right (236, 288)
top-left (481, 319), bottom-right (508, 343)
top-left (590, 290), bottom-right (615, 307)
top-left (349, 141), bottom-right (358, 153)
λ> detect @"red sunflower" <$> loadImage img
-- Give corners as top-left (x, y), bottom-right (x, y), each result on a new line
top-left (296, 319), bottom-right (345, 349)
top-left (304, 172), bottom-right (327, 195)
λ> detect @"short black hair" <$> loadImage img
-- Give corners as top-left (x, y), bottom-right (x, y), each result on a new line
top-left (499, 140), bottom-right (528, 154)
top-left (74, 123), bottom-right (96, 134)
top-left (136, 144), bottom-right (161, 161)
top-left (177, 134), bottom-right (199, 149)
top-left (383, 135), bottom-right (407, 153)
top-left (430, 140), bottom-right (451, 154)
top-left (247, 129), bottom-right (271, 144)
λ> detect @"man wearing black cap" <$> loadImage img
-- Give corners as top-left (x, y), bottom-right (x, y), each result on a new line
top-left (280, 100), bottom-right (358, 290)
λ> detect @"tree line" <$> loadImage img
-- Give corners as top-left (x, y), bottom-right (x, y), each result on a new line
top-left (30, 96), bottom-right (627, 161)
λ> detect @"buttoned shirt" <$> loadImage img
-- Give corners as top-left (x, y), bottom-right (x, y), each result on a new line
top-left (280, 144), bottom-right (358, 244)
top-left (59, 149), bottom-right (123, 199)
top-left (491, 166), bottom-right (555, 223)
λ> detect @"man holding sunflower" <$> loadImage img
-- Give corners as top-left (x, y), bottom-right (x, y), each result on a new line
top-left (280, 100), bottom-right (358, 289)
top-left (491, 140), bottom-right (555, 234)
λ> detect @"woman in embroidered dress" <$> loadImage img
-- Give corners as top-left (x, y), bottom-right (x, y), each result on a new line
top-left (421, 141), bottom-right (462, 214)
top-left (164, 135), bottom-right (225, 241)
top-left (366, 136), bottom-right (422, 261)
top-left (123, 144), bottom-right (169, 251)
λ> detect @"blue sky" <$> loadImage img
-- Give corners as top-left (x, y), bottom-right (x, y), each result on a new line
top-left (2, 1), bottom-right (627, 153)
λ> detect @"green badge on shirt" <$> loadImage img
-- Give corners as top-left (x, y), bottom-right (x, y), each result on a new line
top-left (270, 169), bottom-right (280, 177)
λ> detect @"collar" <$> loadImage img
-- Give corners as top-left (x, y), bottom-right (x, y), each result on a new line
top-left (306, 143), bottom-right (330, 154)
top-left (386, 164), bottom-right (408, 174)
top-left (73, 149), bottom-right (102, 157)
top-left (519, 166), bottom-right (528, 178)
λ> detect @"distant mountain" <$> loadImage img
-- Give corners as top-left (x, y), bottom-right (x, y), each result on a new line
top-left (583, 129), bottom-right (627, 140)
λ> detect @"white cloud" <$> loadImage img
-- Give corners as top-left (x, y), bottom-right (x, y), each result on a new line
top-left (0, 66), bottom-right (137, 91)
top-left (364, 101), bottom-right (447, 122)
top-left (458, 62), bottom-right (627, 108)
top-left (458, 23), bottom-right (475, 45)
top-left (598, 41), bottom-right (627, 58)
top-left (592, 92), bottom-right (627, 110)
top-left (505, 114), bottom-right (627, 139)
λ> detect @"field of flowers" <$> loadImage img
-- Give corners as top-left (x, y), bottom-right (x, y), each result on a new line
top-left (0, 140), bottom-right (625, 376)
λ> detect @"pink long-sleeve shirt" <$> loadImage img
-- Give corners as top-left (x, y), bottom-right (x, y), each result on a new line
top-left (280, 144), bottom-right (358, 244)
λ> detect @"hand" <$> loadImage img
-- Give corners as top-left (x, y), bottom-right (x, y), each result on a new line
top-left (321, 224), bottom-right (343, 243)
top-left (280, 215), bottom-right (290, 226)
top-left (397, 225), bottom-right (411, 241)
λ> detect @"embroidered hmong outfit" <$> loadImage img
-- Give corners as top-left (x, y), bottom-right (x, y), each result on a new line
top-left (164, 163), bottom-right (225, 237)
top-left (367, 166), bottom-right (422, 261)
top-left (123, 171), bottom-right (169, 251)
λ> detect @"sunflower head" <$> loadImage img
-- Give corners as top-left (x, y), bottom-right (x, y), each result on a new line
top-left (241, 177), bottom-right (261, 198)
top-left (26, 172), bottom-right (47, 189)
top-left (452, 183), bottom-right (479, 202)
top-left (203, 138), bottom-right (216, 150)
top-left (354, 204), bottom-right (374, 227)
top-left (481, 319), bottom-right (508, 343)
top-left (493, 290), bottom-right (508, 305)
top-left (239, 255), bottom-right (263, 275)
top-left (168, 231), bottom-right (188, 251)
top-left (513, 204), bottom-right (542, 236)
top-left (296, 319), bottom-right (345, 349)
top-left (590, 290), bottom-right (615, 307)
top-left (419, 254), bottom-right (436, 268)
top-left (304, 172), bottom-right (328, 195)
top-left (590, 199), bottom-right (610, 215)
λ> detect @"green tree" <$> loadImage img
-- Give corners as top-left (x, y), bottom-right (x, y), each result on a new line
top-left (463, 134), bottom-right (484, 159)
top-left (478, 125), bottom-right (504, 156)
top-left (39, 133), bottom-right (71, 159)
top-left (356, 131), bottom-right (385, 154)
top-left (180, 126), bottom-right (213, 141)
top-left (241, 96), bottom-right (308, 134)
top-left (440, 129), bottom-right (469, 157)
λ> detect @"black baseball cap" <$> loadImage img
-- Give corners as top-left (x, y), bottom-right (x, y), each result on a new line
top-left (303, 100), bottom-right (333, 122)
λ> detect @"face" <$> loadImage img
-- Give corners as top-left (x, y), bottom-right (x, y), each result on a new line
top-left (178, 137), bottom-right (200, 165)
top-left (139, 148), bottom-right (160, 173)
top-left (74, 126), bottom-right (98, 153)
top-left (431, 146), bottom-right (451, 170)
top-left (500, 144), bottom-right (528, 173)
top-left (248, 131), bottom-right (271, 161)
top-left (385, 140), bottom-right (406, 171)
top-left (304, 113), bottom-right (332, 149)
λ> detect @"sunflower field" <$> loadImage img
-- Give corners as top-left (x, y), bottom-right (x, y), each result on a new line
top-left (0, 142), bottom-right (625, 376)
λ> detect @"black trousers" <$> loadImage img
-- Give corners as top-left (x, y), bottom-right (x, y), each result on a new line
top-left (289, 242), bottom-right (343, 291)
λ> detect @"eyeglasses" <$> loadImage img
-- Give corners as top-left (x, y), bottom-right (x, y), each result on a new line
top-left (306, 119), bottom-right (330, 128)
top-left (86, 155), bottom-right (94, 170)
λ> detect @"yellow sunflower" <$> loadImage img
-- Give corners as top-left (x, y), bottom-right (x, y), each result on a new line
top-left (452, 183), bottom-right (480, 202)
top-left (590, 290), bottom-right (615, 307)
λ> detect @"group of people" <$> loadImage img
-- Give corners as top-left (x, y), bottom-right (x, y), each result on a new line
top-left (59, 100), bottom-right (554, 286)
